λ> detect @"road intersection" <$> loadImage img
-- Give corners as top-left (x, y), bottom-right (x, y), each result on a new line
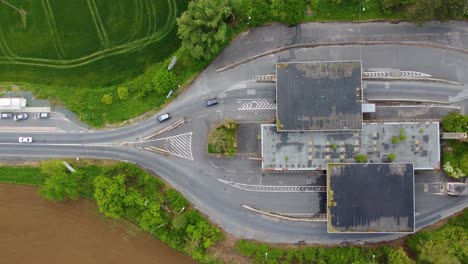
top-left (0, 22), bottom-right (467, 243)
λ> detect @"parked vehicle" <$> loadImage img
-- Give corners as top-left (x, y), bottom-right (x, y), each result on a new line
top-left (13, 113), bottom-right (28, 121)
top-left (39, 112), bottom-right (50, 119)
top-left (205, 98), bottom-right (219, 107)
top-left (18, 137), bottom-right (32, 143)
top-left (0, 113), bottom-right (13, 119)
top-left (157, 113), bottom-right (170, 122)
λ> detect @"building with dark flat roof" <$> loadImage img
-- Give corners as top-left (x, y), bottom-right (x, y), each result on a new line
top-left (276, 61), bottom-right (363, 131)
top-left (327, 163), bottom-right (415, 233)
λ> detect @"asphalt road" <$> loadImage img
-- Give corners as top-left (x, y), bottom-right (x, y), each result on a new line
top-left (0, 22), bottom-right (467, 244)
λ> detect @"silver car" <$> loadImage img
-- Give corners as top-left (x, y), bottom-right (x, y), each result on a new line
top-left (157, 113), bottom-right (170, 122)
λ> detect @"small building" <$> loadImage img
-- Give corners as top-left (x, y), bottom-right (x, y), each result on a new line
top-left (261, 122), bottom-right (440, 171)
top-left (0, 97), bottom-right (26, 111)
top-left (327, 163), bottom-right (415, 233)
top-left (276, 61), bottom-right (363, 131)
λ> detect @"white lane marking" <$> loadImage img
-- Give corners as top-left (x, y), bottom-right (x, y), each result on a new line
top-left (209, 160), bottom-right (218, 168)
top-left (237, 99), bottom-right (276, 110)
top-left (197, 114), bottom-right (208, 118)
top-left (0, 143), bottom-right (114, 146)
top-left (145, 132), bottom-right (193, 160)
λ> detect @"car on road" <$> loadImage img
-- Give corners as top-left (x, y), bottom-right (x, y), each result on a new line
top-left (13, 113), bottom-right (28, 121)
top-left (157, 113), bottom-right (170, 122)
top-left (205, 98), bottom-right (219, 107)
top-left (0, 113), bottom-right (13, 119)
top-left (39, 112), bottom-right (51, 119)
top-left (18, 137), bottom-right (32, 143)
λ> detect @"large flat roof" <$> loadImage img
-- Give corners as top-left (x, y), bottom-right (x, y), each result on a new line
top-left (327, 163), bottom-right (415, 233)
top-left (276, 61), bottom-right (362, 131)
top-left (261, 122), bottom-right (440, 170)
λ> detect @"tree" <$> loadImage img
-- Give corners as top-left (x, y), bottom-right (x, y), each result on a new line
top-left (177, 0), bottom-right (232, 60)
top-left (39, 162), bottom-right (82, 201)
top-left (392, 136), bottom-right (400, 144)
top-left (388, 152), bottom-right (397, 162)
top-left (417, 226), bottom-right (467, 264)
top-left (101, 93), bottom-right (113, 105)
top-left (235, 0), bottom-right (273, 26)
top-left (172, 213), bottom-right (188, 230)
top-left (167, 188), bottom-right (188, 212)
top-left (443, 162), bottom-right (465, 178)
top-left (271, 0), bottom-right (306, 25)
top-left (152, 69), bottom-right (177, 96)
top-left (442, 112), bottom-right (468, 132)
top-left (388, 248), bottom-right (414, 264)
top-left (355, 154), bottom-right (368, 163)
top-left (138, 200), bottom-right (164, 231)
top-left (117, 87), bottom-right (129, 101)
top-left (408, 0), bottom-right (468, 25)
top-left (93, 174), bottom-right (126, 219)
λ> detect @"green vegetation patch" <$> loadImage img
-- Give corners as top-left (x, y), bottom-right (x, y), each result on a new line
top-left (443, 141), bottom-right (468, 178)
top-left (0, 166), bottom-right (44, 186)
top-left (407, 209), bottom-right (468, 264)
top-left (208, 119), bottom-right (238, 158)
top-left (236, 239), bottom-right (401, 264)
top-left (0, 0), bottom-right (187, 86)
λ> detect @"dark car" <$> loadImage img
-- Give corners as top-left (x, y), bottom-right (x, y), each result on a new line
top-left (157, 113), bottom-right (170, 122)
top-left (205, 98), bottom-right (219, 107)
top-left (13, 113), bottom-right (28, 121)
top-left (0, 113), bottom-right (13, 119)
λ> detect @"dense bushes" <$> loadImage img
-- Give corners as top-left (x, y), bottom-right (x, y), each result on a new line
top-left (208, 119), bottom-right (238, 157)
top-left (442, 112), bottom-right (468, 133)
top-left (407, 209), bottom-right (468, 264)
top-left (91, 163), bottom-right (222, 263)
top-left (236, 239), bottom-right (398, 264)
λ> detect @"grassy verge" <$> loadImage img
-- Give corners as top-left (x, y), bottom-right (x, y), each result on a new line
top-left (304, 0), bottom-right (406, 22)
top-left (236, 209), bottom-right (468, 264)
top-left (208, 120), bottom-right (238, 158)
top-left (0, 160), bottom-right (222, 263)
top-left (0, 166), bottom-right (44, 186)
top-left (1, 46), bottom-right (210, 128)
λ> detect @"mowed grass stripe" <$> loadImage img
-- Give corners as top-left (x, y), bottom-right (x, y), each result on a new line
top-left (0, 0), bottom-right (177, 68)
top-left (41, 0), bottom-right (66, 59)
top-left (0, 0), bottom-right (185, 87)
top-left (0, 25), bottom-right (16, 58)
top-left (86, 0), bottom-right (110, 49)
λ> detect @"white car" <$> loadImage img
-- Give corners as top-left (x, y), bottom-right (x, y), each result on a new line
top-left (18, 137), bottom-right (32, 143)
top-left (14, 113), bottom-right (28, 121)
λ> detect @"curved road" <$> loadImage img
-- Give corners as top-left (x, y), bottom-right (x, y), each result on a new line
top-left (1, 22), bottom-right (467, 244)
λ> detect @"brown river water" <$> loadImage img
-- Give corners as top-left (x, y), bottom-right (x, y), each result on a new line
top-left (0, 184), bottom-right (196, 264)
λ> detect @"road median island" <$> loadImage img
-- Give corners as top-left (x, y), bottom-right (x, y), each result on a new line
top-left (208, 119), bottom-right (238, 158)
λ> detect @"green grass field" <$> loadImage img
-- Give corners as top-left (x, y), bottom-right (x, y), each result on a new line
top-left (0, 0), bottom-right (186, 86)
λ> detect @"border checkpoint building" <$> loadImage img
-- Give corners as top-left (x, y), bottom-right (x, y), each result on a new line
top-left (260, 61), bottom-right (441, 233)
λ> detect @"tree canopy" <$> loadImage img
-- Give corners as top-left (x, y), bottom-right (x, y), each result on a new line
top-left (39, 160), bottom-right (82, 201)
top-left (442, 112), bottom-right (468, 132)
top-left (270, 0), bottom-right (306, 25)
top-left (93, 174), bottom-right (126, 219)
top-left (177, 0), bottom-right (232, 60)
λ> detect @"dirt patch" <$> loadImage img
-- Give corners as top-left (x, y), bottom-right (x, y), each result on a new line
top-left (0, 184), bottom-right (195, 264)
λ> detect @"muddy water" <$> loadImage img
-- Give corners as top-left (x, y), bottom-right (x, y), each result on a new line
top-left (0, 184), bottom-right (196, 264)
